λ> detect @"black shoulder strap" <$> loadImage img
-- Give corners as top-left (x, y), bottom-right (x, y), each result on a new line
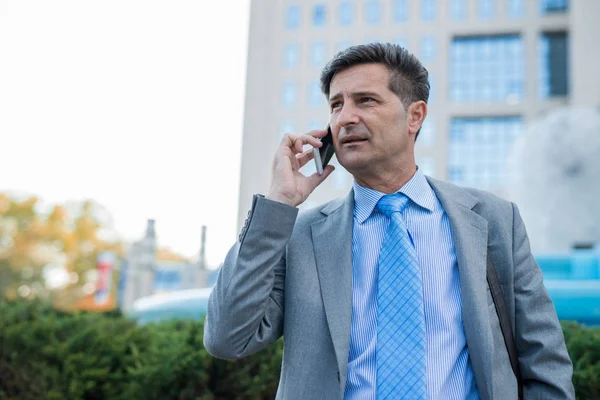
top-left (486, 254), bottom-right (523, 400)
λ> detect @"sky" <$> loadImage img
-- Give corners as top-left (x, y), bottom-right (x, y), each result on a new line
top-left (0, 0), bottom-right (251, 267)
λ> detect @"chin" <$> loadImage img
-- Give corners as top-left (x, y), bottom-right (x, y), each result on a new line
top-left (338, 155), bottom-right (369, 174)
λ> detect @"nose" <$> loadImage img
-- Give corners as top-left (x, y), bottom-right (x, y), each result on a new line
top-left (333, 102), bottom-right (360, 130)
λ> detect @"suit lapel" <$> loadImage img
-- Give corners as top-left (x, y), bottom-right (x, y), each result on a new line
top-left (310, 180), bottom-right (494, 399)
top-left (311, 191), bottom-right (354, 395)
top-left (428, 177), bottom-right (493, 400)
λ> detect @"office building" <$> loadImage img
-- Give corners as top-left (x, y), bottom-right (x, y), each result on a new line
top-left (237, 0), bottom-right (600, 230)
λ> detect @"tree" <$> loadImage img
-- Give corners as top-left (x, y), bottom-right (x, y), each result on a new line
top-left (0, 195), bottom-right (123, 305)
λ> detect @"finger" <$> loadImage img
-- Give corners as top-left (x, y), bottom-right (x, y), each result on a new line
top-left (279, 133), bottom-right (304, 154)
top-left (291, 134), bottom-right (322, 154)
top-left (279, 132), bottom-right (294, 146)
top-left (306, 129), bottom-right (328, 139)
top-left (307, 164), bottom-right (335, 190)
top-left (296, 149), bottom-right (314, 168)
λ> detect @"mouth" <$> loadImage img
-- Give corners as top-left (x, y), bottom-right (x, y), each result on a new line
top-left (340, 137), bottom-right (368, 145)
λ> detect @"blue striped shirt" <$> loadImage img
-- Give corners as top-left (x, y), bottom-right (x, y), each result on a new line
top-left (344, 168), bottom-right (480, 400)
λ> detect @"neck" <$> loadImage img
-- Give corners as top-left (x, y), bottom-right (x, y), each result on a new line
top-left (353, 164), bottom-right (418, 194)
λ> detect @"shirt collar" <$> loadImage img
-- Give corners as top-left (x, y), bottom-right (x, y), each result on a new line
top-left (353, 167), bottom-right (438, 224)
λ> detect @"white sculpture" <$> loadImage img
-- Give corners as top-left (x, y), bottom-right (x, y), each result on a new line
top-left (508, 107), bottom-right (600, 253)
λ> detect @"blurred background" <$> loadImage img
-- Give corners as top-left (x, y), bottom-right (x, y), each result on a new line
top-left (2, 1), bottom-right (600, 398)
top-left (1, 0), bottom-right (600, 325)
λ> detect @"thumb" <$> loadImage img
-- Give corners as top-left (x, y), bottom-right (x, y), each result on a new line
top-left (307, 165), bottom-right (335, 191)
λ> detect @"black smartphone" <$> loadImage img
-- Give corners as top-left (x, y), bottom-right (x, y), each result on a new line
top-left (313, 125), bottom-right (335, 174)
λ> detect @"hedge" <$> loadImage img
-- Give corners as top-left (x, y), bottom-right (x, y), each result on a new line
top-left (0, 299), bottom-right (598, 399)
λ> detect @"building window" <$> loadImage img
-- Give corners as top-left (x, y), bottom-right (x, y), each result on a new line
top-left (365, 0), bottom-right (382, 25)
top-left (539, 32), bottom-right (569, 98)
top-left (422, 0), bottom-right (436, 21)
top-left (428, 75), bottom-right (436, 104)
top-left (313, 4), bottom-right (326, 27)
top-left (420, 36), bottom-right (436, 63)
top-left (307, 121), bottom-right (322, 131)
top-left (285, 5), bottom-right (301, 29)
top-left (393, 0), bottom-right (409, 22)
top-left (478, 0), bottom-right (495, 19)
top-left (339, 2), bottom-right (354, 26)
top-left (418, 117), bottom-right (435, 146)
top-left (279, 121), bottom-right (295, 141)
top-left (283, 44), bottom-right (299, 68)
top-left (282, 82), bottom-right (297, 107)
top-left (450, 0), bottom-right (467, 20)
top-left (330, 159), bottom-right (352, 190)
top-left (336, 39), bottom-right (352, 53)
top-left (508, 0), bottom-right (524, 18)
top-left (311, 42), bottom-right (326, 67)
top-left (417, 157), bottom-right (436, 177)
top-left (308, 81), bottom-right (323, 107)
top-left (393, 37), bottom-right (409, 50)
top-left (448, 117), bottom-right (523, 190)
top-left (540, 0), bottom-right (568, 14)
top-left (450, 35), bottom-right (525, 102)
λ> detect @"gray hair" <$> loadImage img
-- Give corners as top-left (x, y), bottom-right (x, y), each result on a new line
top-left (320, 42), bottom-right (430, 138)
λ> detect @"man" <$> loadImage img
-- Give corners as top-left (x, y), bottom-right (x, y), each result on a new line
top-left (204, 43), bottom-right (574, 399)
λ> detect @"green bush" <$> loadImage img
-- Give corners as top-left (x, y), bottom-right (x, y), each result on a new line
top-left (562, 321), bottom-right (600, 399)
top-left (0, 299), bottom-right (282, 400)
top-left (0, 299), bottom-right (598, 399)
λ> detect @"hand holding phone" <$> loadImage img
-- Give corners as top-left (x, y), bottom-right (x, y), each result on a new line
top-left (267, 129), bottom-right (334, 207)
top-left (313, 125), bottom-right (335, 175)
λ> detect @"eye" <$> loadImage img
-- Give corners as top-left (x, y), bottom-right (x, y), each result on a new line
top-left (361, 97), bottom-right (375, 103)
top-left (330, 101), bottom-right (342, 111)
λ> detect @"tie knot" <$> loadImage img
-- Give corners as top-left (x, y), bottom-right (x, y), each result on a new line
top-left (376, 193), bottom-right (410, 217)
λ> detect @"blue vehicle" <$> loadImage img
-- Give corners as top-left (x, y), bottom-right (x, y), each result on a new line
top-left (129, 287), bottom-right (212, 324)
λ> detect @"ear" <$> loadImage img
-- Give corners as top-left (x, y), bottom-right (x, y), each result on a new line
top-left (407, 101), bottom-right (427, 138)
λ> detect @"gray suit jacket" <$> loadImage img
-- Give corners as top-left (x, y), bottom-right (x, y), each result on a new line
top-left (204, 177), bottom-right (574, 399)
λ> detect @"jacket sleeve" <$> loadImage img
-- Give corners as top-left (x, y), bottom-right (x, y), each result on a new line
top-left (203, 195), bottom-right (298, 360)
top-left (512, 203), bottom-right (575, 399)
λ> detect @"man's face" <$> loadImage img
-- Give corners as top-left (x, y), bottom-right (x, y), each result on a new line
top-left (328, 63), bottom-right (417, 177)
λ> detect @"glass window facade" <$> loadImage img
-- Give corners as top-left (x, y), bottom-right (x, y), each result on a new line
top-left (539, 32), bottom-right (569, 97)
top-left (448, 117), bottom-right (523, 190)
top-left (365, 0), bottom-right (382, 24)
top-left (428, 75), bottom-right (436, 104)
top-left (283, 44), bottom-right (299, 68)
top-left (450, 35), bottom-right (524, 102)
top-left (478, 0), bottom-right (495, 19)
top-left (393, 0), bottom-right (409, 22)
top-left (418, 117), bottom-right (435, 146)
top-left (421, 0), bottom-right (437, 21)
top-left (279, 121), bottom-right (295, 142)
top-left (282, 82), bottom-right (297, 107)
top-left (450, 0), bottom-right (467, 20)
top-left (308, 81), bottom-right (323, 107)
top-left (336, 39), bottom-right (352, 53)
top-left (540, 0), bottom-right (568, 14)
top-left (307, 121), bottom-right (322, 131)
top-left (313, 4), bottom-right (326, 26)
top-left (417, 157), bottom-right (436, 177)
top-left (285, 5), bottom-right (301, 29)
top-left (331, 159), bottom-right (353, 190)
top-left (508, 0), bottom-right (524, 18)
top-left (339, 2), bottom-right (354, 26)
top-left (420, 36), bottom-right (436, 63)
top-left (311, 42), bottom-right (326, 67)
top-left (393, 37), bottom-right (409, 50)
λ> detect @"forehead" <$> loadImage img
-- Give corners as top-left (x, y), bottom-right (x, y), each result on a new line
top-left (329, 63), bottom-right (391, 98)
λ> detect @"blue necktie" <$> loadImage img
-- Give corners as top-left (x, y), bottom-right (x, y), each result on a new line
top-left (376, 193), bottom-right (426, 399)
